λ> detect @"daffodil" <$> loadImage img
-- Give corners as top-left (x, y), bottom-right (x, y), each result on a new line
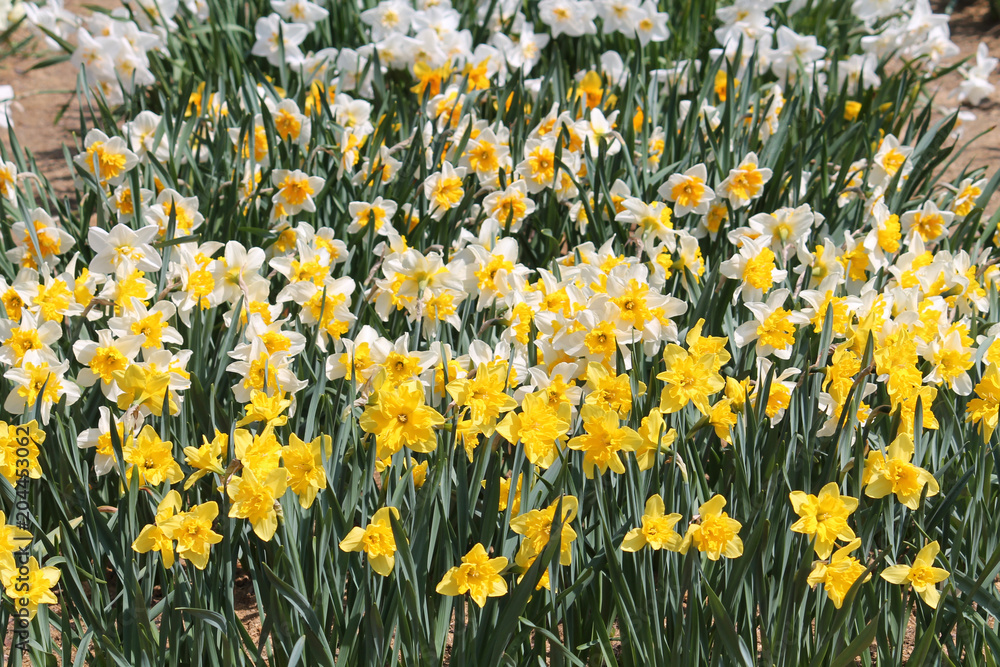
top-left (621, 495), bottom-right (683, 552)
top-left (113, 363), bottom-right (177, 417)
top-left (183, 430), bottom-right (227, 490)
top-left (0, 557), bottom-right (60, 621)
top-left (159, 502), bottom-right (223, 570)
top-left (635, 408), bottom-right (677, 470)
top-left (657, 344), bottom-right (725, 415)
top-left (0, 420), bottom-right (44, 485)
top-left (659, 163), bottom-right (715, 216)
top-left (862, 433), bottom-right (939, 510)
top-left (881, 541), bottom-right (950, 608)
top-left (678, 495), bottom-right (743, 560)
top-left (272, 169), bottom-right (324, 215)
top-left (74, 128), bottom-right (138, 186)
top-left (510, 496), bottom-right (578, 567)
top-left (228, 467), bottom-right (288, 541)
top-left (283, 433), bottom-right (331, 508)
top-left (807, 538), bottom-right (871, 609)
top-left (789, 483), bottom-right (858, 559)
top-left (423, 162), bottom-right (466, 220)
top-left (360, 379), bottom-right (444, 459)
top-left (0, 511), bottom-right (33, 567)
top-left (583, 362), bottom-right (644, 417)
top-left (966, 363), bottom-right (1000, 441)
top-left (123, 425), bottom-right (183, 487)
top-left (339, 507), bottom-right (401, 576)
top-left (436, 543), bottom-right (508, 607)
top-left (447, 362), bottom-right (518, 435)
top-left (236, 390), bottom-right (293, 428)
top-left (717, 152), bottom-right (771, 208)
top-left (567, 405), bottom-right (641, 478)
top-left (495, 390), bottom-right (571, 469)
top-left (132, 490), bottom-right (183, 568)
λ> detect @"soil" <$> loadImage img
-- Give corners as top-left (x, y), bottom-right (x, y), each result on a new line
top-left (937, 0), bottom-right (1000, 175)
top-left (0, 0), bottom-right (95, 197)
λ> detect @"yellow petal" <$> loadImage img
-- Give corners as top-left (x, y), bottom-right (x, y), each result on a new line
top-left (436, 567), bottom-right (461, 596)
top-left (699, 494), bottom-right (727, 518)
top-left (644, 494), bottom-right (665, 519)
top-left (621, 527), bottom-right (647, 552)
top-left (918, 584), bottom-right (941, 609)
top-left (880, 564), bottom-right (912, 585)
top-left (788, 491), bottom-right (810, 513)
top-left (372, 506), bottom-right (401, 527)
top-left (339, 527), bottom-right (367, 553)
top-left (370, 553), bottom-right (394, 576)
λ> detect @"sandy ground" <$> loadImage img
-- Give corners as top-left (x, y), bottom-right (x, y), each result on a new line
top-left (937, 0), bottom-right (1000, 175)
top-left (0, 0), bottom-right (90, 197)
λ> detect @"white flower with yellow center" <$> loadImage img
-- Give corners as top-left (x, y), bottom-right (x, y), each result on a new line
top-left (272, 169), bottom-right (325, 216)
top-left (423, 161), bottom-right (467, 220)
top-left (73, 329), bottom-right (145, 401)
top-left (74, 129), bottom-right (138, 187)
top-left (718, 152), bottom-right (772, 209)
top-left (900, 201), bottom-right (953, 245)
top-left (870, 134), bottom-right (913, 187)
top-left (348, 197), bottom-right (398, 235)
top-left (659, 163), bottom-right (715, 216)
top-left (4, 349), bottom-right (80, 424)
top-left (733, 288), bottom-right (809, 360)
top-left (89, 224), bottom-right (162, 274)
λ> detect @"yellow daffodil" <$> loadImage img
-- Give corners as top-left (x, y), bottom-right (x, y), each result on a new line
top-left (132, 490), bottom-right (183, 567)
top-left (495, 390), bottom-right (571, 469)
top-left (0, 421), bottom-right (44, 485)
top-left (159, 502), bottom-right (222, 570)
top-left (621, 494), bottom-right (683, 552)
top-left (360, 379), bottom-right (444, 459)
top-left (124, 425), bottom-right (183, 487)
top-left (435, 543), bottom-right (508, 607)
top-left (567, 405), bottom-right (641, 478)
top-left (657, 344), bottom-right (725, 415)
top-left (113, 363), bottom-right (176, 417)
top-left (510, 496), bottom-right (578, 567)
top-left (679, 495), bottom-right (743, 561)
top-left (339, 507), bottom-right (401, 577)
top-left (0, 557), bottom-right (60, 620)
top-left (233, 426), bottom-right (283, 479)
top-left (862, 433), bottom-right (939, 510)
top-left (966, 363), bottom-right (1000, 441)
top-left (881, 540), bottom-right (950, 608)
top-left (227, 468), bottom-right (288, 542)
top-left (583, 362), bottom-right (644, 417)
top-left (446, 362), bottom-right (518, 435)
top-left (808, 538), bottom-right (872, 609)
top-left (236, 390), bottom-right (293, 428)
top-left (635, 408), bottom-right (677, 470)
top-left (183, 430), bottom-right (227, 490)
top-left (283, 433), bottom-right (331, 508)
top-left (0, 511), bottom-right (33, 569)
top-left (789, 483), bottom-right (858, 559)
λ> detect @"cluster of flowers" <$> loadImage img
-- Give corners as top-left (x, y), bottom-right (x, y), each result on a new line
top-left (0, 423), bottom-right (60, 622)
top-left (1, 0), bottom-right (998, 621)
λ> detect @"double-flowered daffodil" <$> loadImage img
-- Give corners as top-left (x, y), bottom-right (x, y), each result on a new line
top-left (436, 543), bottom-right (508, 607)
top-left (339, 507), bottom-right (401, 577)
top-left (621, 494), bottom-right (683, 552)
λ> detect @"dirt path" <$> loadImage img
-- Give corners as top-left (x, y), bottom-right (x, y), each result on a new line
top-left (0, 0), bottom-right (107, 197)
top-left (936, 0), bottom-right (1000, 188)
